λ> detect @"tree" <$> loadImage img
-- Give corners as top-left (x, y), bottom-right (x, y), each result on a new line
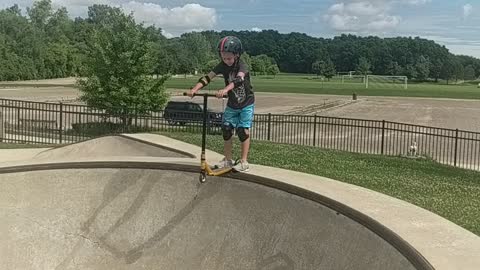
top-left (77, 6), bottom-right (169, 125)
top-left (356, 57), bottom-right (371, 76)
top-left (172, 40), bottom-right (195, 77)
top-left (267, 64), bottom-right (280, 77)
top-left (387, 61), bottom-right (402, 76)
top-left (181, 32), bottom-right (212, 74)
top-left (27, 0), bottom-right (52, 30)
top-left (440, 57), bottom-right (455, 84)
top-left (241, 52), bottom-right (252, 71)
top-left (464, 65), bottom-right (476, 80)
top-left (311, 59), bottom-right (335, 80)
top-left (44, 42), bottom-right (68, 78)
top-left (429, 59), bottom-right (443, 82)
top-left (415, 55), bottom-right (430, 81)
top-left (3, 6), bottom-right (480, 83)
top-left (323, 58), bottom-right (336, 80)
top-left (6, 4), bottom-right (21, 16)
top-left (453, 61), bottom-right (464, 83)
top-left (252, 54), bottom-right (274, 75)
top-left (474, 62), bottom-right (480, 78)
top-left (46, 7), bottom-right (72, 42)
top-left (404, 64), bottom-right (417, 80)
top-left (312, 60), bottom-right (322, 77)
top-left (155, 40), bottom-right (180, 75)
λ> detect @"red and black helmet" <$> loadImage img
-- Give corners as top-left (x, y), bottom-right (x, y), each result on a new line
top-left (217, 36), bottom-right (244, 55)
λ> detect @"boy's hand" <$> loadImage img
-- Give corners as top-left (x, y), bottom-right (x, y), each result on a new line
top-left (187, 89), bottom-right (196, 97)
top-left (216, 89), bottom-right (228, 98)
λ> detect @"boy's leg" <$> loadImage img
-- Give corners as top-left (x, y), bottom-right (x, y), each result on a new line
top-left (238, 129), bottom-right (250, 162)
top-left (224, 136), bottom-right (233, 161)
top-left (233, 104), bottom-right (254, 172)
top-left (217, 106), bottom-right (238, 168)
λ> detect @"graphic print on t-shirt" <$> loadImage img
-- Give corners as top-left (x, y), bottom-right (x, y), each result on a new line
top-left (229, 71), bottom-right (246, 104)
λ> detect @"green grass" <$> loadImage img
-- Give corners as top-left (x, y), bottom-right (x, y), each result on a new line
top-left (0, 142), bottom-right (53, 149)
top-left (156, 131), bottom-right (480, 236)
top-left (165, 73), bottom-right (480, 99)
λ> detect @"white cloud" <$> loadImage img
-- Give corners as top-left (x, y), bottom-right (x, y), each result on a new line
top-left (328, 3), bottom-right (345, 13)
top-left (123, 2), bottom-right (216, 34)
top-left (251, 27), bottom-right (262, 32)
top-left (49, 0), bottom-right (217, 37)
top-left (367, 14), bottom-right (401, 30)
top-left (345, 2), bottom-right (384, 16)
top-left (463, 4), bottom-right (473, 19)
top-left (323, 0), bottom-right (430, 33)
top-left (403, 0), bottom-right (431, 5)
top-left (161, 30), bottom-right (174, 39)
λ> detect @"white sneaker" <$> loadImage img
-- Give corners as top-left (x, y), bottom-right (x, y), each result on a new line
top-left (214, 157), bottom-right (234, 169)
top-left (233, 160), bottom-right (250, 172)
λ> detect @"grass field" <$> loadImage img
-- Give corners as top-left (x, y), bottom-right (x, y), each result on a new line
top-left (165, 73), bottom-right (480, 99)
top-left (1, 74), bottom-right (478, 100)
top-left (156, 131), bottom-right (480, 237)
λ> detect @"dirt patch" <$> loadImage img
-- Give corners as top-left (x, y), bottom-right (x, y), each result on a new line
top-left (0, 86), bottom-right (80, 103)
top-left (318, 96), bottom-right (480, 132)
top-left (1, 79), bottom-right (480, 131)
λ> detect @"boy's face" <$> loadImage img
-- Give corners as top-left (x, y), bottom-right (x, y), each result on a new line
top-left (221, 52), bottom-right (236, 66)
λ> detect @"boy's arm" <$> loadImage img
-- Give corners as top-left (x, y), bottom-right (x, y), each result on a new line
top-left (188, 71), bottom-right (217, 96)
top-left (219, 61), bottom-right (248, 95)
top-left (220, 71), bottom-right (246, 94)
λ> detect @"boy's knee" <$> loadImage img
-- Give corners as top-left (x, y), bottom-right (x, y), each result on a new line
top-left (236, 127), bottom-right (249, 142)
top-left (222, 123), bottom-right (234, 141)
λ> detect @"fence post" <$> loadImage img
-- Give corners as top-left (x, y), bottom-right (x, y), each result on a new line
top-left (381, 120), bottom-right (385, 155)
top-left (134, 104), bottom-right (138, 129)
top-left (313, 114), bottom-right (317, 147)
top-left (17, 107), bottom-right (20, 126)
top-left (454, 129), bottom-right (459, 167)
top-left (0, 109), bottom-right (3, 142)
top-left (267, 113), bottom-right (272, 141)
top-left (59, 103), bottom-right (63, 144)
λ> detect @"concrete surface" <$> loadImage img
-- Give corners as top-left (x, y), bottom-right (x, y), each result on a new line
top-left (123, 133), bottom-right (223, 161)
top-left (0, 166), bottom-right (417, 270)
top-left (32, 135), bottom-right (193, 160)
top-left (0, 133), bottom-right (479, 270)
top-left (0, 148), bottom-right (49, 162)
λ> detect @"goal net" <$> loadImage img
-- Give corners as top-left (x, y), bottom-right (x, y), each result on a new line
top-left (340, 75), bottom-right (366, 84)
top-left (366, 75), bottom-right (408, 89)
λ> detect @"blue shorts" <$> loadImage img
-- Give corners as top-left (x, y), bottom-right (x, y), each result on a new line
top-left (223, 104), bottom-right (254, 128)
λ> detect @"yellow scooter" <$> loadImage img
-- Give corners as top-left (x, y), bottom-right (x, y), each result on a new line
top-left (183, 92), bottom-right (232, 183)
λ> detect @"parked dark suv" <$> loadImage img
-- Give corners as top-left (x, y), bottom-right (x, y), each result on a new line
top-left (163, 101), bottom-right (223, 127)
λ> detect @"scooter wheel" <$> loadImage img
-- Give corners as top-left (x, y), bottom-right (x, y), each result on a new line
top-left (199, 173), bottom-right (206, 183)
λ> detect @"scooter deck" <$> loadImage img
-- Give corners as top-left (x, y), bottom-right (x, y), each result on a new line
top-left (205, 164), bottom-right (233, 176)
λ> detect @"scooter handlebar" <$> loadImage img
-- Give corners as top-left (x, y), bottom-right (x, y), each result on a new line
top-left (183, 92), bottom-right (227, 98)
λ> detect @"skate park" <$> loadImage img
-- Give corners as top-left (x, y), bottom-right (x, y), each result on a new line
top-left (1, 0), bottom-right (480, 268)
top-left (1, 133), bottom-right (479, 270)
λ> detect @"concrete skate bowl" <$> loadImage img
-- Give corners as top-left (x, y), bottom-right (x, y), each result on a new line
top-left (32, 135), bottom-right (194, 160)
top-left (0, 161), bottom-right (434, 270)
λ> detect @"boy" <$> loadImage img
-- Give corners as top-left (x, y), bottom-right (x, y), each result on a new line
top-left (188, 36), bottom-right (254, 172)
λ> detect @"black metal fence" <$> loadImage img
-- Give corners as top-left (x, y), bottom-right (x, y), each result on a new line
top-left (1, 98), bottom-right (479, 171)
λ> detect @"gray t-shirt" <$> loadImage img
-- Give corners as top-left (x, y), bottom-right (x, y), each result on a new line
top-left (212, 59), bottom-right (255, 109)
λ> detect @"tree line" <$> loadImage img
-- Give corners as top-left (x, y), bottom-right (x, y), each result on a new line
top-left (1, 0), bottom-right (479, 83)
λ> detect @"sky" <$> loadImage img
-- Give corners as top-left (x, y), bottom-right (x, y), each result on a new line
top-left (2, 0), bottom-right (480, 58)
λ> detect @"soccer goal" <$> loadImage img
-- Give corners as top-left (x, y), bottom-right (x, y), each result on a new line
top-left (341, 75), bottom-right (366, 84)
top-left (366, 75), bottom-right (408, 89)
